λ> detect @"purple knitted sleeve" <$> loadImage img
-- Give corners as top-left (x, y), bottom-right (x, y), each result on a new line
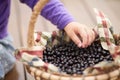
top-left (20, 0), bottom-right (75, 29)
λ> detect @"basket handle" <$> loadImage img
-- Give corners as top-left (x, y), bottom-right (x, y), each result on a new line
top-left (27, 0), bottom-right (49, 47)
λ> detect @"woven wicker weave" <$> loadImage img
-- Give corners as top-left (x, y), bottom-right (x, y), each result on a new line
top-left (15, 0), bottom-right (120, 80)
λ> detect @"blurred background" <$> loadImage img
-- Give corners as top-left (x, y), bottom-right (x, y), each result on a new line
top-left (8, 0), bottom-right (120, 48)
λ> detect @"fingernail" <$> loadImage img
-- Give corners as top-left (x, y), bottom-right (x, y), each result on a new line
top-left (82, 44), bottom-right (85, 48)
top-left (78, 43), bottom-right (82, 47)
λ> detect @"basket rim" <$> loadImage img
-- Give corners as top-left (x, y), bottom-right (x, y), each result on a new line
top-left (26, 65), bottom-right (120, 80)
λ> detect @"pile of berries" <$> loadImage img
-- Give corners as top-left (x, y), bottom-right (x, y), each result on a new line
top-left (43, 40), bottom-right (113, 75)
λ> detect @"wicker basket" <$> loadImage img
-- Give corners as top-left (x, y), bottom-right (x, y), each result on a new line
top-left (15, 0), bottom-right (120, 80)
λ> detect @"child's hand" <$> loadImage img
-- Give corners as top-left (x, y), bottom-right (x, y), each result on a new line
top-left (64, 22), bottom-right (95, 48)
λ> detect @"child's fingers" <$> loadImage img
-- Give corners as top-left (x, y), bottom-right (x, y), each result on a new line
top-left (78, 28), bottom-right (88, 48)
top-left (85, 28), bottom-right (95, 47)
top-left (90, 30), bottom-right (96, 44)
top-left (69, 31), bottom-right (82, 47)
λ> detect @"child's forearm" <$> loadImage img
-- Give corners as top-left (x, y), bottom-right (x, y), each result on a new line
top-left (41, 0), bottom-right (75, 29)
top-left (20, 0), bottom-right (75, 29)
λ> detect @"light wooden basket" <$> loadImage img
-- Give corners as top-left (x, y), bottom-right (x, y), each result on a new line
top-left (16, 0), bottom-right (120, 80)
